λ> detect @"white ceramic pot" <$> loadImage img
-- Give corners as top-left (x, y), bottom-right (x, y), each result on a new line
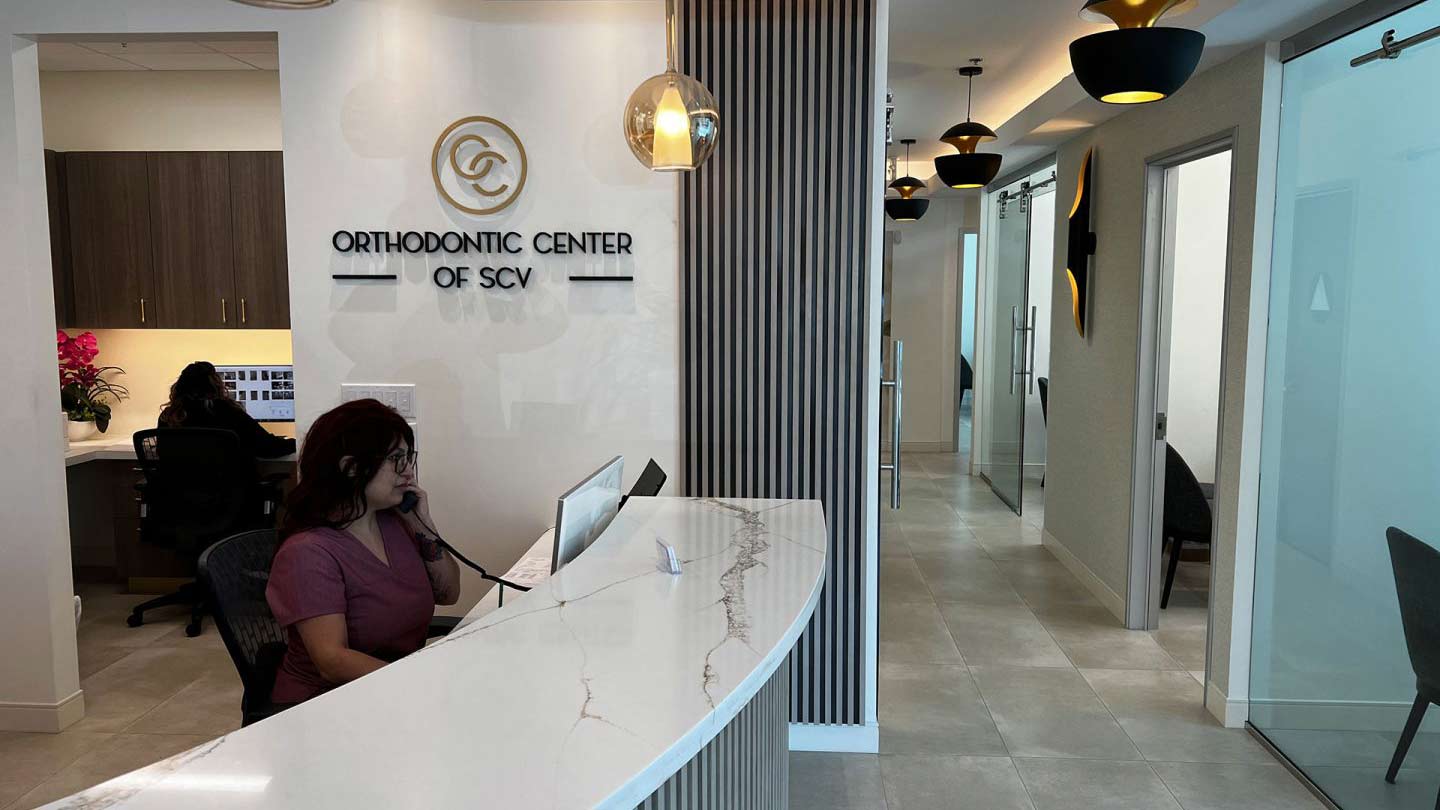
top-left (66, 419), bottom-right (99, 443)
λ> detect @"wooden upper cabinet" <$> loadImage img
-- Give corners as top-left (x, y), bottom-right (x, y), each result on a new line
top-left (149, 152), bottom-right (236, 329)
top-left (65, 152), bottom-right (155, 328)
top-left (229, 152), bottom-right (290, 328)
top-left (44, 150), bottom-right (74, 327)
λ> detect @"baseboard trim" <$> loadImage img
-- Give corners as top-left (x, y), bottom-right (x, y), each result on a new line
top-left (788, 722), bottom-right (880, 753)
top-left (1206, 681), bottom-right (1248, 728)
top-left (1247, 698), bottom-right (1440, 733)
top-left (0, 689), bottom-right (85, 732)
top-left (1041, 530), bottom-right (1126, 623)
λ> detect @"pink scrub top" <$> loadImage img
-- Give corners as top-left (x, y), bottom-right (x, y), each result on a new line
top-left (266, 510), bottom-right (435, 704)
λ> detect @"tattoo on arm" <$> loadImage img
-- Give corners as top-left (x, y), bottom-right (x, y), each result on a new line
top-left (414, 530), bottom-right (445, 563)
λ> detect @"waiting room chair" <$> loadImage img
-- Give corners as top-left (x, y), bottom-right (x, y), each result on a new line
top-left (200, 529), bottom-right (464, 727)
top-left (1383, 526), bottom-right (1440, 806)
top-left (129, 428), bottom-right (286, 637)
top-left (1160, 442), bottom-right (1211, 609)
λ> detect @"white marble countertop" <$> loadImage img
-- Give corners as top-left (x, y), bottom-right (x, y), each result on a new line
top-left (45, 497), bottom-right (827, 810)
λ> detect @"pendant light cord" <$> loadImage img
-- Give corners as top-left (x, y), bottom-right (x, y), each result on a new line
top-left (665, 0), bottom-right (677, 71)
top-left (966, 73), bottom-right (973, 121)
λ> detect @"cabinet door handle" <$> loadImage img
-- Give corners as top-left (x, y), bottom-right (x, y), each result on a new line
top-left (139, 298), bottom-right (146, 324)
top-left (221, 297), bottom-right (228, 324)
top-left (240, 298), bottom-right (247, 325)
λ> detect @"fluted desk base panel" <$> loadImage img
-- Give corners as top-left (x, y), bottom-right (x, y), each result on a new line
top-left (636, 660), bottom-right (790, 810)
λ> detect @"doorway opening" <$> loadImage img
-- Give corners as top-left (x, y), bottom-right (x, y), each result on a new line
top-left (954, 228), bottom-right (978, 464)
top-left (1129, 143), bottom-right (1234, 688)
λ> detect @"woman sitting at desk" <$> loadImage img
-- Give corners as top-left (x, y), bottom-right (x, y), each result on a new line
top-left (266, 399), bottom-right (460, 704)
top-left (158, 361), bottom-right (295, 458)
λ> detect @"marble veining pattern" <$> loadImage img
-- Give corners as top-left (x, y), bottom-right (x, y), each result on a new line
top-left (40, 497), bottom-right (827, 810)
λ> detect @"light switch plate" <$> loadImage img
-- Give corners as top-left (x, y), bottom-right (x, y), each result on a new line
top-left (341, 383), bottom-right (417, 418)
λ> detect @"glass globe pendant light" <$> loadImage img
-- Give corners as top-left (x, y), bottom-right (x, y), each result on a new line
top-left (622, 0), bottom-right (720, 171)
top-left (1070, 0), bottom-right (1205, 105)
top-left (885, 139), bottom-right (930, 222)
top-left (934, 60), bottom-right (1002, 190)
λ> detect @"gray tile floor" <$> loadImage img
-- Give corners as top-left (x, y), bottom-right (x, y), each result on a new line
top-left (1, 586), bottom-right (240, 810)
top-left (791, 451), bottom-right (1325, 810)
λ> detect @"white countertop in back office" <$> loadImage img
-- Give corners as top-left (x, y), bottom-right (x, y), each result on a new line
top-left (41, 496), bottom-right (828, 810)
top-left (63, 437), bottom-right (296, 466)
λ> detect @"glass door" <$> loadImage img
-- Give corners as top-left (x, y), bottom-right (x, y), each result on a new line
top-left (1249, 3), bottom-right (1440, 808)
top-left (980, 181), bottom-right (1032, 511)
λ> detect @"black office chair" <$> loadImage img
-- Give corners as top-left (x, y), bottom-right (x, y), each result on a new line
top-left (198, 529), bottom-right (292, 726)
top-left (200, 528), bottom-right (464, 726)
top-left (620, 459), bottom-right (668, 509)
top-left (959, 356), bottom-right (974, 408)
top-left (129, 429), bottom-right (286, 636)
top-left (1160, 443), bottom-right (1212, 609)
top-left (1038, 377), bottom-right (1049, 486)
top-left (1384, 527), bottom-right (1440, 805)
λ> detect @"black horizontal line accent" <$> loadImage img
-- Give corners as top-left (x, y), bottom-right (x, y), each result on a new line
top-left (331, 274), bottom-right (398, 280)
top-left (569, 275), bottom-right (635, 282)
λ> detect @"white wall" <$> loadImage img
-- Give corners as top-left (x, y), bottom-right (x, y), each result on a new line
top-left (887, 194), bottom-right (979, 450)
top-left (40, 70), bottom-right (282, 150)
top-left (0, 0), bottom-right (677, 731)
top-left (1164, 151), bottom-right (1231, 484)
top-left (1045, 46), bottom-right (1281, 704)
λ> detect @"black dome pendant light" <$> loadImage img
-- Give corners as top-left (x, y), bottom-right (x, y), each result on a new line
top-left (1070, 0), bottom-right (1205, 105)
top-left (934, 59), bottom-right (1002, 190)
top-left (886, 138), bottom-right (930, 222)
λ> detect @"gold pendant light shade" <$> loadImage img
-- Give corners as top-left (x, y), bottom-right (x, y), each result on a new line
top-left (623, 0), bottom-right (720, 172)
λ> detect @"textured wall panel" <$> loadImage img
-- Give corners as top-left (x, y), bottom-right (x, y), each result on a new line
top-left (635, 661), bottom-right (790, 809)
top-left (678, 0), bottom-right (876, 727)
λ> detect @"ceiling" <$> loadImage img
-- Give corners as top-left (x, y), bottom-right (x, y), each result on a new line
top-left (887, 0), bottom-right (1362, 188)
top-left (38, 38), bottom-right (278, 71)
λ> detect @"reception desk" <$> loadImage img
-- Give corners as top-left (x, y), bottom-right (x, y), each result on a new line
top-left (45, 497), bottom-right (828, 809)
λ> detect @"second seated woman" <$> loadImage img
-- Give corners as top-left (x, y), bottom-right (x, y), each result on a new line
top-left (265, 399), bottom-right (461, 704)
top-left (158, 361), bottom-right (295, 458)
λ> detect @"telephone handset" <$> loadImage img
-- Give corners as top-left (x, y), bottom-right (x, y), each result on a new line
top-left (399, 490), bottom-right (420, 514)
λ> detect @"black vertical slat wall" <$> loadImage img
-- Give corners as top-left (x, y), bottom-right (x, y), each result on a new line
top-left (678, 0), bottom-right (876, 728)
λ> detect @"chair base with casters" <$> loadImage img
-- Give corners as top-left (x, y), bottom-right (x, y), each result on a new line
top-left (127, 582), bottom-right (208, 638)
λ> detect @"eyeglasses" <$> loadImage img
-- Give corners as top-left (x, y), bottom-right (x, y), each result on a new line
top-left (385, 449), bottom-right (417, 475)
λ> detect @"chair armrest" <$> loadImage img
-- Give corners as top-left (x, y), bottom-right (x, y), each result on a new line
top-left (427, 615), bottom-right (462, 639)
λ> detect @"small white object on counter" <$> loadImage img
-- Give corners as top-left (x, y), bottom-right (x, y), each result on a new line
top-left (42, 497), bottom-right (827, 810)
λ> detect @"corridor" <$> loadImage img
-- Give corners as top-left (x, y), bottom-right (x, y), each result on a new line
top-left (790, 453), bottom-right (1322, 810)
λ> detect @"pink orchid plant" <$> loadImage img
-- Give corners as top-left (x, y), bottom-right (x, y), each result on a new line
top-left (58, 330), bottom-right (128, 432)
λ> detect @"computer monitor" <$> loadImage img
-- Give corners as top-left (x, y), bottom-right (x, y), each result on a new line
top-left (215, 365), bottom-right (295, 422)
top-left (619, 459), bottom-right (667, 509)
top-left (551, 456), bottom-right (624, 574)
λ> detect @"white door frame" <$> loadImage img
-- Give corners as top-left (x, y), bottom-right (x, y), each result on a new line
top-left (953, 226), bottom-right (979, 456)
top-left (1127, 132), bottom-right (1238, 635)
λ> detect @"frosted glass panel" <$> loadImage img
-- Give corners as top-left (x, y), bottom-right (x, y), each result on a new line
top-left (1250, 3), bottom-right (1440, 807)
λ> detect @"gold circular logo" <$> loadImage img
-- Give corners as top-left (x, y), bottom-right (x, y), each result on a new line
top-left (431, 116), bottom-right (528, 216)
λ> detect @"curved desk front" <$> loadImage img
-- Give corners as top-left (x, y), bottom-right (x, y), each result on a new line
top-left (46, 497), bottom-right (828, 810)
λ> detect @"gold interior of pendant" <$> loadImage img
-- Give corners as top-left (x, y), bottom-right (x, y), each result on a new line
top-left (894, 184), bottom-right (921, 200)
top-left (941, 134), bottom-right (984, 154)
top-left (1085, 0), bottom-right (1190, 29)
